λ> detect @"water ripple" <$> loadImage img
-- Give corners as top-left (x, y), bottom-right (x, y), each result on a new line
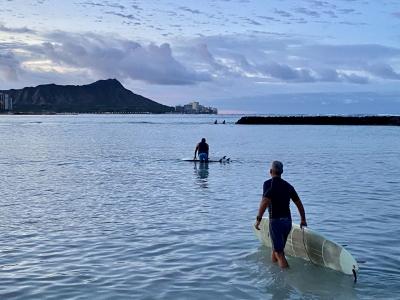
top-left (0, 115), bottom-right (399, 299)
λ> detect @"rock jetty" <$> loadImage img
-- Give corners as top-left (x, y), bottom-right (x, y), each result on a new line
top-left (236, 116), bottom-right (400, 126)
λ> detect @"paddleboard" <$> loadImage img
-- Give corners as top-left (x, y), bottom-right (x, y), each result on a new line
top-left (254, 218), bottom-right (359, 276)
top-left (182, 157), bottom-right (230, 163)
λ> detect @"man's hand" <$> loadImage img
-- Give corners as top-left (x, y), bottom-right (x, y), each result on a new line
top-left (300, 220), bottom-right (307, 229)
top-left (255, 220), bottom-right (261, 230)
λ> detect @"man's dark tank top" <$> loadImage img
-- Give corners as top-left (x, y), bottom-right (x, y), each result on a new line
top-left (198, 141), bottom-right (208, 153)
top-left (263, 177), bottom-right (298, 219)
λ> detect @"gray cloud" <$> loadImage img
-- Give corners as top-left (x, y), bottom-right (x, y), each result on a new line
top-left (315, 68), bottom-right (340, 81)
top-left (309, 1), bottom-right (335, 8)
top-left (26, 31), bottom-right (211, 85)
top-left (340, 73), bottom-right (369, 84)
top-left (178, 6), bottom-right (202, 14)
top-left (78, 1), bottom-right (105, 7)
top-left (1, 25), bottom-right (400, 89)
top-left (323, 10), bottom-right (338, 18)
top-left (392, 12), bottom-right (400, 18)
top-left (294, 7), bottom-right (320, 17)
top-left (259, 62), bottom-right (315, 82)
top-left (274, 9), bottom-right (292, 18)
top-left (78, 1), bottom-right (127, 10)
top-left (338, 8), bottom-right (356, 14)
top-left (367, 63), bottom-right (400, 80)
top-left (0, 24), bottom-right (36, 34)
top-left (338, 21), bottom-right (367, 26)
top-left (105, 11), bottom-right (138, 21)
top-left (244, 18), bottom-right (262, 26)
top-left (189, 35), bottom-right (400, 84)
top-left (258, 15), bottom-right (279, 22)
top-left (0, 52), bottom-right (19, 81)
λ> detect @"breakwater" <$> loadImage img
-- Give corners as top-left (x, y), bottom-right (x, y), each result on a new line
top-left (236, 115), bottom-right (400, 126)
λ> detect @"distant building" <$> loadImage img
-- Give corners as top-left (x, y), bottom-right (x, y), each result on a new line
top-left (175, 101), bottom-right (217, 114)
top-left (0, 93), bottom-right (13, 111)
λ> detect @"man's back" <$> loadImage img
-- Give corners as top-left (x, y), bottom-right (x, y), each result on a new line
top-left (263, 177), bottom-right (298, 219)
top-left (198, 141), bottom-right (209, 154)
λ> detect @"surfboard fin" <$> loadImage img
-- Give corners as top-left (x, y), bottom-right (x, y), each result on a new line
top-left (219, 156), bottom-right (230, 163)
top-left (352, 266), bottom-right (357, 283)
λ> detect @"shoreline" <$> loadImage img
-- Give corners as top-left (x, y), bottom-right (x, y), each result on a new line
top-left (236, 115), bottom-right (400, 126)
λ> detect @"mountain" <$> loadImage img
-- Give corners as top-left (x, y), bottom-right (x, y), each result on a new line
top-left (1, 79), bottom-right (174, 113)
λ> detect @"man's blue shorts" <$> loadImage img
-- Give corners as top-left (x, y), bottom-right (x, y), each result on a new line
top-left (198, 153), bottom-right (208, 161)
top-left (269, 217), bottom-right (292, 252)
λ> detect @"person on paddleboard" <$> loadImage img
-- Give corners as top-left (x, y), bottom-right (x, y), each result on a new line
top-left (255, 160), bottom-right (307, 268)
top-left (194, 138), bottom-right (209, 162)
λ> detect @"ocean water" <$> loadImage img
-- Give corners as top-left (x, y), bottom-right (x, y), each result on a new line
top-left (0, 114), bottom-right (399, 299)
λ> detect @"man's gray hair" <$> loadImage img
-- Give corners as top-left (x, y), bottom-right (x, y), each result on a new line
top-left (271, 160), bottom-right (283, 175)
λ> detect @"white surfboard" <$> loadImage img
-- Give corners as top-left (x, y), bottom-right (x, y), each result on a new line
top-left (254, 218), bottom-right (359, 276)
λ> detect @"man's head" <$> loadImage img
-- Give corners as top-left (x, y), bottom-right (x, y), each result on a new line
top-left (201, 138), bottom-right (206, 143)
top-left (270, 160), bottom-right (283, 176)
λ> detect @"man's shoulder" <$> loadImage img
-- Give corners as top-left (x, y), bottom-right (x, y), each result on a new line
top-left (263, 179), bottom-right (272, 186)
top-left (281, 178), bottom-right (295, 190)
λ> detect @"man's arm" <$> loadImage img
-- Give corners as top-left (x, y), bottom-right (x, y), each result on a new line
top-left (292, 193), bottom-right (307, 228)
top-left (194, 144), bottom-right (199, 159)
top-left (255, 196), bottom-right (271, 230)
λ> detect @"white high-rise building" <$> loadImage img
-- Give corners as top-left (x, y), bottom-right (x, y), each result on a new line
top-left (0, 93), bottom-right (13, 111)
top-left (191, 101), bottom-right (199, 110)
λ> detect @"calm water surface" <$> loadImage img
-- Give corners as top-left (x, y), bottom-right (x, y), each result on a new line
top-left (0, 114), bottom-right (399, 299)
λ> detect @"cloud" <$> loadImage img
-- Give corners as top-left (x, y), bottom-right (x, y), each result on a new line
top-left (0, 52), bottom-right (20, 81)
top-left (259, 62), bottom-right (315, 82)
top-left (78, 1), bottom-right (105, 8)
top-left (178, 6), bottom-right (202, 14)
top-left (1, 26), bottom-right (400, 89)
top-left (392, 12), bottom-right (400, 18)
top-left (25, 31), bottom-right (211, 85)
top-left (188, 35), bottom-right (400, 84)
top-left (323, 10), bottom-right (338, 18)
top-left (367, 63), bottom-right (400, 80)
top-left (274, 9), bottom-right (292, 18)
top-left (294, 7), bottom-right (320, 17)
top-left (338, 8), bottom-right (356, 14)
top-left (340, 73), bottom-right (369, 84)
top-left (309, 1), bottom-right (335, 8)
top-left (0, 24), bottom-right (36, 34)
top-left (244, 18), bottom-right (263, 26)
top-left (105, 11), bottom-right (138, 21)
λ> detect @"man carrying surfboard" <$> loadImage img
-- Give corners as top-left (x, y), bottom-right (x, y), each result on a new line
top-left (255, 161), bottom-right (307, 268)
top-left (194, 138), bottom-right (209, 162)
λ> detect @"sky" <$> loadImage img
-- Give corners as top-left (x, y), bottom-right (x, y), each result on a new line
top-left (0, 0), bottom-right (400, 114)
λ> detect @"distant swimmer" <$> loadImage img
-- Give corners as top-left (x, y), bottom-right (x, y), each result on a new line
top-left (194, 138), bottom-right (209, 162)
top-left (222, 120), bottom-right (226, 124)
top-left (214, 120), bottom-right (218, 124)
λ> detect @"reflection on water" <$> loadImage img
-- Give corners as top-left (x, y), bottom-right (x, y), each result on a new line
top-left (194, 162), bottom-right (209, 188)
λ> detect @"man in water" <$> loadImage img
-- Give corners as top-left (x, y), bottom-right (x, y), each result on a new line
top-left (194, 138), bottom-right (209, 162)
top-left (255, 161), bottom-right (307, 268)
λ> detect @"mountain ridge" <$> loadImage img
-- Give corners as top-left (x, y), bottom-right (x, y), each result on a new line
top-left (1, 79), bottom-right (174, 113)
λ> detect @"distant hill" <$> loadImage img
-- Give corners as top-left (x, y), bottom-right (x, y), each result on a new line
top-left (1, 79), bottom-right (174, 113)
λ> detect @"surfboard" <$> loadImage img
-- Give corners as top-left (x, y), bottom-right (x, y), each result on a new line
top-left (253, 218), bottom-right (359, 276)
top-left (181, 157), bottom-right (230, 163)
